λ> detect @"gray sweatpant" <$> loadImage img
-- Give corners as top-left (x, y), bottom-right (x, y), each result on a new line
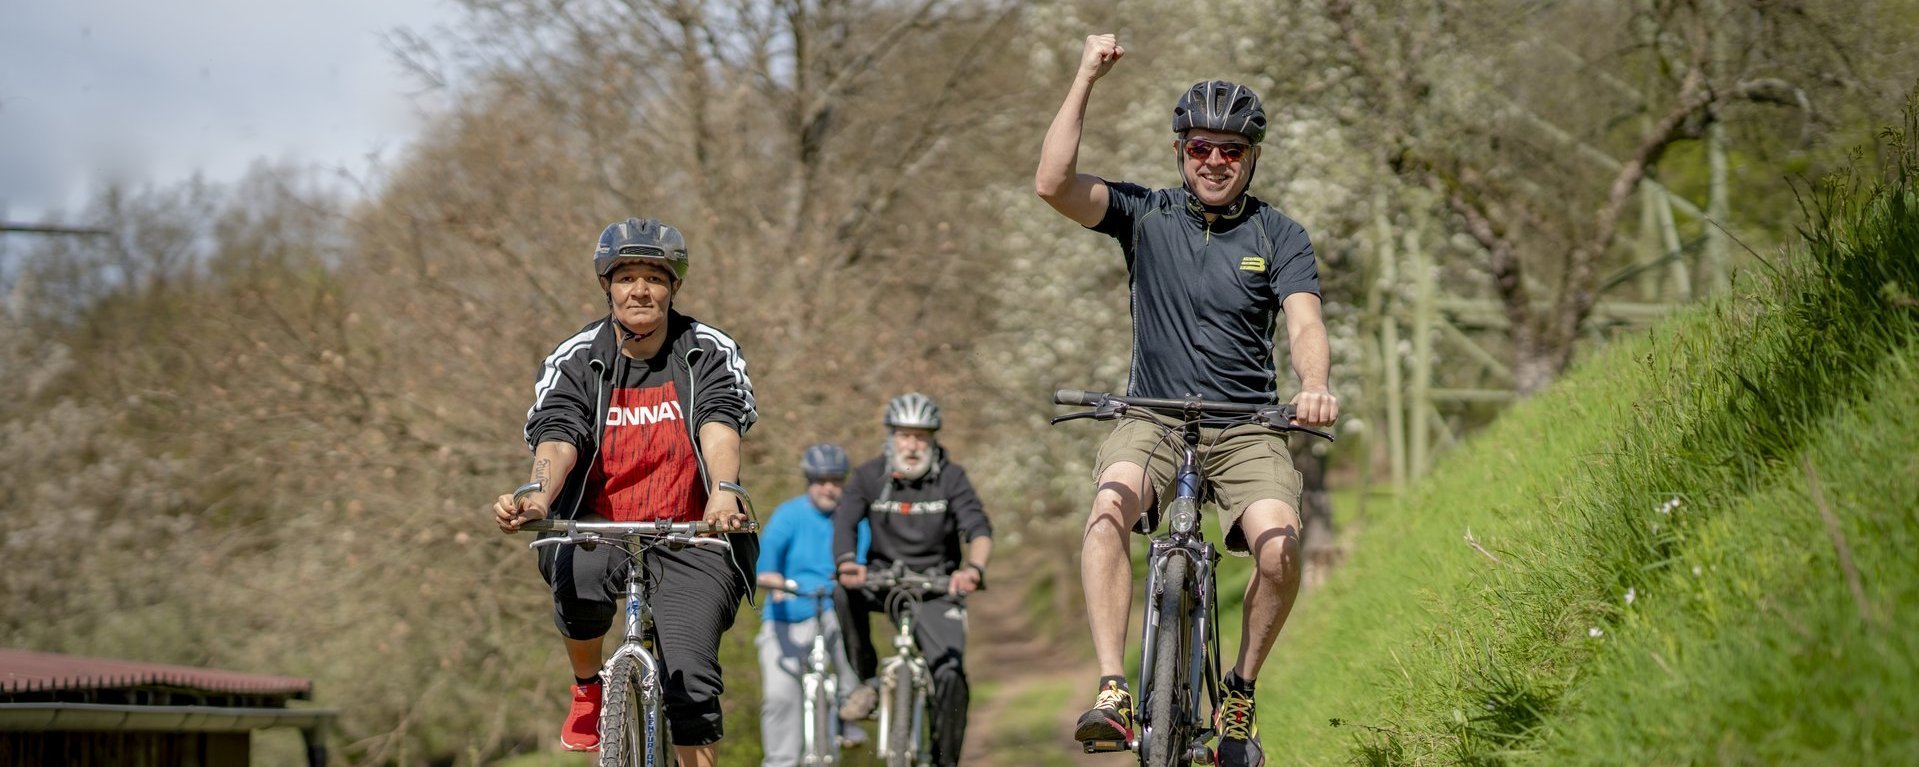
top-left (757, 611), bottom-right (861, 767)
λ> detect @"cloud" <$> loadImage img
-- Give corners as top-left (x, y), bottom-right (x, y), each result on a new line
top-left (0, 0), bottom-right (455, 220)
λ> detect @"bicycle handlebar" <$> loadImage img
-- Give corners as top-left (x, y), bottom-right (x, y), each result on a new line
top-left (1051, 389), bottom-right (1335, 441)
top-left (862, 568), bottom-right (952, 595)
top-left (517, 518), bottom-right (756, 553)
top-left (1054, 389), bottom-right (1263, 415)
top-left (764, 580), bottom-right (834, 599)
top-left (507, 481), bottom-right (760, 547)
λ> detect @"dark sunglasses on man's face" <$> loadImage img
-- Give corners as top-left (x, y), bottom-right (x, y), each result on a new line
top-left (1182, 138), bottom-right (1251, 162)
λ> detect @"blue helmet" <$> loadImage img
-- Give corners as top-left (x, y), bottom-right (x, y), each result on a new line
top-left (800, 443), bottom-right (850, 481)
top-left (594, 218), bottom-right (689, 281)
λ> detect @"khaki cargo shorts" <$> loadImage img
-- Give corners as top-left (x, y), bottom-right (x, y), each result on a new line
top-left (1094, 415), bottom-right (1304, 556)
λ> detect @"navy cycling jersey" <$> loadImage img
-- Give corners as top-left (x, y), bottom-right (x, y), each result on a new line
top-left (1091, 182), bottom-right (1320, 405)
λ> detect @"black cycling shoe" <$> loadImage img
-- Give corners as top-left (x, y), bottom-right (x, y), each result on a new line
top-left (1073, 679), bottom-right (1135, 752)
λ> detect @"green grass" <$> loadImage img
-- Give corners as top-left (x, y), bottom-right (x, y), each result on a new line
top-left (1253, 105), bottom-right (1919, 766)
top-left (975, 676), bottom-right (1087, 767)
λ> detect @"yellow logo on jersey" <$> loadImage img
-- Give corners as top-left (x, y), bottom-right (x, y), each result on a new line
top-left (1239, 256), bottom-right (1266, 272)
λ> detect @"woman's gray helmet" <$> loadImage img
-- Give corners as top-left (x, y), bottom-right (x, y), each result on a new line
top-left (1172, 80), bottom-right (1267, 145)
top-left (594, 218), bottom-right (690, 282)
top-left (883, 393), bottom-right (942, 431)
top-left (800, 443), bottom-right (850, 481)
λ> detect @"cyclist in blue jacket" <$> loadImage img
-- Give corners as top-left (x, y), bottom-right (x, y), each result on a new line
top-left (756, 443), bottom-right (870, 767)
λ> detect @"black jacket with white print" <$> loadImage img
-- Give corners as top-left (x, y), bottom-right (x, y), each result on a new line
top-left (832, 450), bottom-right (992, 574)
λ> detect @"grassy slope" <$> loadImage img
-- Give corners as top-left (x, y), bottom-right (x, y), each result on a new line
top-left (1261, 135), bottom-right (1919, 764)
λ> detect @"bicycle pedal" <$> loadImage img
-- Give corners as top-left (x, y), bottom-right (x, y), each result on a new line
top-left (1081, 739), bottom-right (1129, 753)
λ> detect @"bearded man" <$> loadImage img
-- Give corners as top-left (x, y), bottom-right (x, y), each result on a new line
top-left (831, 393), bottom-right (994, 767)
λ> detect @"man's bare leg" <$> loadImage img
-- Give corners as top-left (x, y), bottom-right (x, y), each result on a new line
top-left (1084, 461), bottom-right (1150, 678)
top-left (1232, 499), bottom-right (1304, 679)
top-left (1075, 461), bottom-right (1152, 746)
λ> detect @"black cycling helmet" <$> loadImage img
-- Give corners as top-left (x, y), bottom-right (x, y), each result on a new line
top-left (1172, 80), bottom-right (1267, 145)
top-left (594, 218), bottom-right (689, 282)
top-left (883, 393), bottom-right (941, 431)
top-left (800, 443), bottom-right (850, 481)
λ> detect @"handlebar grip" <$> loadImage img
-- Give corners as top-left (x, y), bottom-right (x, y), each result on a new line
top-left (1054, 389), bottom-right (1102, 406)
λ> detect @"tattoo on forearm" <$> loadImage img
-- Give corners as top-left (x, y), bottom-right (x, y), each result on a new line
top-left (533, 458), bottom-right (551, 487)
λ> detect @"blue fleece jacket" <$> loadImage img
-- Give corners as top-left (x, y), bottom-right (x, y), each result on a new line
top-left (758, 494), bottom-right (868, 623)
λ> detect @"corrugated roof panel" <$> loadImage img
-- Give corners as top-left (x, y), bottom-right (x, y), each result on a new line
top-left (0, 649), bottom-right (312, 697)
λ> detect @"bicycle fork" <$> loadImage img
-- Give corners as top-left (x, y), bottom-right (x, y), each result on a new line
top-left (877, 612), bottom-right (931, 766)
top-left (1131, 537), bottom-right (1222, 763)
top-left (606, 566), bottom-right (672, 766)
top-left (801, 633), bottom-right (840, 765)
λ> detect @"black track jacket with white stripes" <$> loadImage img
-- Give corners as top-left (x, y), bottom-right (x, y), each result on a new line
top-left (522, 309), bottom-right (760, 591)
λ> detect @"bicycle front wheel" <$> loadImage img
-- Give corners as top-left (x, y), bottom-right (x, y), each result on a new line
top-left (1142, 555), bottom-right (1193, 767)
top-left (883, 662), bottom-right (918, 767)
top-left (598, 655), bottom-right (670, 767)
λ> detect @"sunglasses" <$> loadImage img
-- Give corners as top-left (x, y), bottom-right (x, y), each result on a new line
top-left (1181, 138), bottom-right (1251, 162)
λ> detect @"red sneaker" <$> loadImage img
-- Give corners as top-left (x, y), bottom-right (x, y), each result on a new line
top-left (561, 683), bottom-right (603, 751)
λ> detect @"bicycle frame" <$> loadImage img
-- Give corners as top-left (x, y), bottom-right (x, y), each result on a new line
top-left (1132, 419), bottom-right (1223, 764)
top-left (767, 584), bottom-right (845, 766)
top-left (867, 570), bottom-right (944, 767)
top-left (611, 550), bottom-right (671, 763)
top-left (876, 609), bottom-right (931, 766)
top-left (799, 618), bottom-right (842, 766)
top-left (514, 480), bottom-right (757, 767)
top-left (1049, 389), bottom-right (1331, 764)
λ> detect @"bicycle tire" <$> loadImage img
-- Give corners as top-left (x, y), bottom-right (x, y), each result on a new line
top-left (597, 655), bottom-right (651, 767)
top-left (1142, 555), bottom-right (1192, 767)
top-left (884, 662), bottom-right (918, 767)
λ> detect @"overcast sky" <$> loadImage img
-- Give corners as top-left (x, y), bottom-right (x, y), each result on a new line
top-left (0, 0), bottom-right (461, 222)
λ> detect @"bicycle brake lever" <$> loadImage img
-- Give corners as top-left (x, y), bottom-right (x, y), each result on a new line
top-left (1048, 411), bottom-right (1098, 425)
top-left (1298, 425), bottom-right (1336, 441)
top-left (1258, 407), bottom-right (1336, 442)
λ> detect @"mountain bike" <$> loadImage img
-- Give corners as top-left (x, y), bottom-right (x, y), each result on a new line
top-left (1051, 390), bottom-right (1332, 767)
top-left (763, 581), bottom-right (853, 766)
top-left (513, 481), bottom-right (757, 767)
top-left (861, 566), bottom-right (953, 767)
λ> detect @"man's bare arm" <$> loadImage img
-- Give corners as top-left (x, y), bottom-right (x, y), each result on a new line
top-left (1035, 34), bottom-right (1124, 227)
top-left (1283, 292), bottom-right (1340, 427)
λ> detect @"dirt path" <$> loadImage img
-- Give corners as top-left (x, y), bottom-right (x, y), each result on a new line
top-left (960, 566), bottom-right (1132, 767)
